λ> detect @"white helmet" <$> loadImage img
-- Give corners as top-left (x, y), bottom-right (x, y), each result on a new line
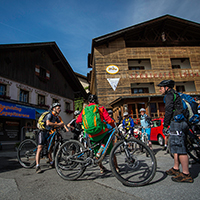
top-left (123, 112), bottom-right (129, 117)
top-left (139, 108), bottom-right (146, 112)
top-left (74, 110), bottom-right (81, 116)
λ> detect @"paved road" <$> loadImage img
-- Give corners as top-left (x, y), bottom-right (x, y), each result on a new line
top-left (0, 144), bottom-right (200, 200)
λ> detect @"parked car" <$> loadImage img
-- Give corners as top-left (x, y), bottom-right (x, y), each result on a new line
top-left (150, 118), bottom-right (165, 146)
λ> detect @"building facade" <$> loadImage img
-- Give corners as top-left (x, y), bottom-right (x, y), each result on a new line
top-left (0, 42), bottom-right (87, 141)
top-left (88, 15), bottom-right (200, 121)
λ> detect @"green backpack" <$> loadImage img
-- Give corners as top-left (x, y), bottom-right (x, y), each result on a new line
top-left (82, 105), bottom-right (105, 136)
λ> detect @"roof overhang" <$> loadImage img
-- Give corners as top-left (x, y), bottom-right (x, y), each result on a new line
top-left (109, 95), bottom-right (163, 106)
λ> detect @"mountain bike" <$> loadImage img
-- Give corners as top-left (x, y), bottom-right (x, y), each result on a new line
top-left (17, 128), bottom-right (66, 168)
top-left (137, 126), bottom-right (151, 156)
top-left (55, 124), bottom-right (157, 187)
top-left (169, 128), bottom-right (200, 163)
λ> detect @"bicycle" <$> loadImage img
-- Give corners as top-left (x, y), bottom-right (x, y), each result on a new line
top-left (17, 128), bottom-right (66, 168)
top-left (55, 124), bottom-right (157, 187)
top-left (169, 127), bottom-right (200, 163)
top-left (137, 126), bottom-right (152, 156)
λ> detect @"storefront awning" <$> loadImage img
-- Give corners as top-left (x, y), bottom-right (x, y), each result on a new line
top-left (0, 100), bottom-right (36, 119)
top-left (109, 94), bottom-right (163, 106)
top-left (35, 108), bottom-right (48, 120)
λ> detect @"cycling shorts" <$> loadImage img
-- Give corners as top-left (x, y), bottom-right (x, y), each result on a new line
top-left (37, 130), bottom-right (49, 145)
top-left (142, 127), bottom-right (151, 140)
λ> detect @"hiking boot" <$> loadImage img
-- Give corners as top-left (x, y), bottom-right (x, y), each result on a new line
top-left (171, 173), bottom-right (194, 183)
top-left (36, 166), bottom-right (42, 174)
top-left (165, 168), bottom-right (180, 176)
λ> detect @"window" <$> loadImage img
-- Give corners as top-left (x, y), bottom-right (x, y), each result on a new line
top-left (176, 85), bottom-right (185, 93)
top-left (171, 58), bottom-right (191, 69)
top-left (20, 89), bottom-right (29, 103)
top-left (128, 59), bottom-right (151, 70)
top-left (38, 95), bottom-right (45, 105)
top-left (129, 66), bottom-right (144, 70)
top-left (172, 65), bottom-right (180, 69)
top-left (40, 67), bottom-right (46, 78)
top-left (65, 102), bottom-right (70, 110)
top-left (35, 65), bottom-right (50, 81)
top-left (52, 98), bottom-right (59, 104)
top-left (0, 84), bottom-right (6, 96)
top-left (131, 88), bottom-right (149, 94)
top-left (153, 120), bottom-right (161, 127)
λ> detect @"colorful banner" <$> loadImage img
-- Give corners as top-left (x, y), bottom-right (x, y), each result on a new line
top-left (0, 101), bottom-right (35, 119)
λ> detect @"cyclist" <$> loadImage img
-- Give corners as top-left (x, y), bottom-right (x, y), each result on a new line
top-left (139, 108), bottom-right (153, 150)
top-left (67, 110), bottom-right (82, 140)
top-left (122, 112), bottom-right (134, 137)
top-left (158, 80), bottom-right (193, 183)
top-left (108, 110), bottom-right (115, 120)
top-left (76, 94), bottom-right (119, 173)
top-left (35, 103), bottom-right (64, 173)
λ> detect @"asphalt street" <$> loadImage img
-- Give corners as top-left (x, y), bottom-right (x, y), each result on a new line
top-left (0, 143), bottom-right (200, 200)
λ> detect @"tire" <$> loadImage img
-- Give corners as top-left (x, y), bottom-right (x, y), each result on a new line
top-left (157, 134), bottom-right (164, 146)
top-left (186, 134), bottom-right (200, 163)
top-left (109, 138), bottom-right (157, 187)
top-left (55, 140), bottom-right (87, 180)
top-left (17, 139), bottom-right (37, 168)
top-left (53, 139), bottom-right (68, 161)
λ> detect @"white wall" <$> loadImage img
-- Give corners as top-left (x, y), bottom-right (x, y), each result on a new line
top-left (0, 76), bottom-right (74, 124)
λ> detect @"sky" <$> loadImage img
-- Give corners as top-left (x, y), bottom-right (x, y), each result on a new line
top-left (1, 0), bottom-right (200, 76)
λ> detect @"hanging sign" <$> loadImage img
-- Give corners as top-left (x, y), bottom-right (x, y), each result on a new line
top-left (106, 65), bottom-right (119, 75)
top-left (107, 78), bottom-right (120, 91)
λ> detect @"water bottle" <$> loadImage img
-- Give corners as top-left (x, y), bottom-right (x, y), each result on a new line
top-left (96, 144), bottom-right (105, 158)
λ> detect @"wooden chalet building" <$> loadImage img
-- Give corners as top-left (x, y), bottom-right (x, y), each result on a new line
top-left (0, 42), bottom-right (87, 142)
top-left (88, 15), bottom-right (200, 121)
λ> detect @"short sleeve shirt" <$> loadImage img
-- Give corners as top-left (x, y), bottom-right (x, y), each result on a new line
top-left (44, 112), bottom-right (61, 130)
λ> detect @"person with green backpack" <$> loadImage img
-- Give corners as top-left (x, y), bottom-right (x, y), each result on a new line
top-left (76, 94), bottom-right (119, 173)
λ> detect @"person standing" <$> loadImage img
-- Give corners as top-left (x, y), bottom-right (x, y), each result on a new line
top-left (122, 112), bottom-right (134, 136)
top-left (139, 108), bottom-right (153, 150)
top-left (76, 94), bottom-right (119, 173)
top-left (158, 80), bottom-right (193, 183)
top-left (67, 110), bottom-right (82, 140)
top-left (35, 103), bottom-right (64, 173)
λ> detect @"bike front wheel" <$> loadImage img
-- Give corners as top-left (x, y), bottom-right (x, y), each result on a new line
top-left (109, 138), bottom-right (157, 187)
top-left (17, 139), bottom-right (37, 168)
top-left (186, 134), bottom-right (200, 163)
top-left (55, 140), bottom-right (87, 181)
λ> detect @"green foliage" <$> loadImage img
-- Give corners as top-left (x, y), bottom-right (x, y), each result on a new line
top-left (74, 97), bottom-right (84, 111)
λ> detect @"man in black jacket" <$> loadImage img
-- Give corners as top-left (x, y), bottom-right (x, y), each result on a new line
top-left (158, 80), bottom-right (193, 183)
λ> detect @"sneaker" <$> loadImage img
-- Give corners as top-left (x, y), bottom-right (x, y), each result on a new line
top-left (165, 168), bottom-right (180, 176)
top-left (49, 163), bottom-right (55, 169)
top-left (36, 166), bottom-right (42, 174)
top-left (162, 146), bottom-right (167, 151)
top-left (171, 173), bottom-right (194, 183)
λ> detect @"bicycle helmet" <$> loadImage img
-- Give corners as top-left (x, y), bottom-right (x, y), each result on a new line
top-left (157, 80), bottom-right (175, 88)
top-left (88, 94), bottom-right (98, 103)
top-left (107, 110), bottom-right (113, 114)
top-left (123, 112), bottom-right (129, 117)
top-left (108, 110), bottom-right (113, 117)
top-left (139, 108), bottom-right (146, 112)
top-left (74, 110), bottom-right (81, 116)
top-left (51, 102), bottom-right (61, 110)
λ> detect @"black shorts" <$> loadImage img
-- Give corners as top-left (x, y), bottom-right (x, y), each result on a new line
top-left (37, 130), bottom-right (49, 145)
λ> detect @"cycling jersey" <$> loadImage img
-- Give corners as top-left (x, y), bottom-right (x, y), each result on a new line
top-left (122, 117), bottom-right (134, 130)
top-left (45, 112), bottom-right (61, 130)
